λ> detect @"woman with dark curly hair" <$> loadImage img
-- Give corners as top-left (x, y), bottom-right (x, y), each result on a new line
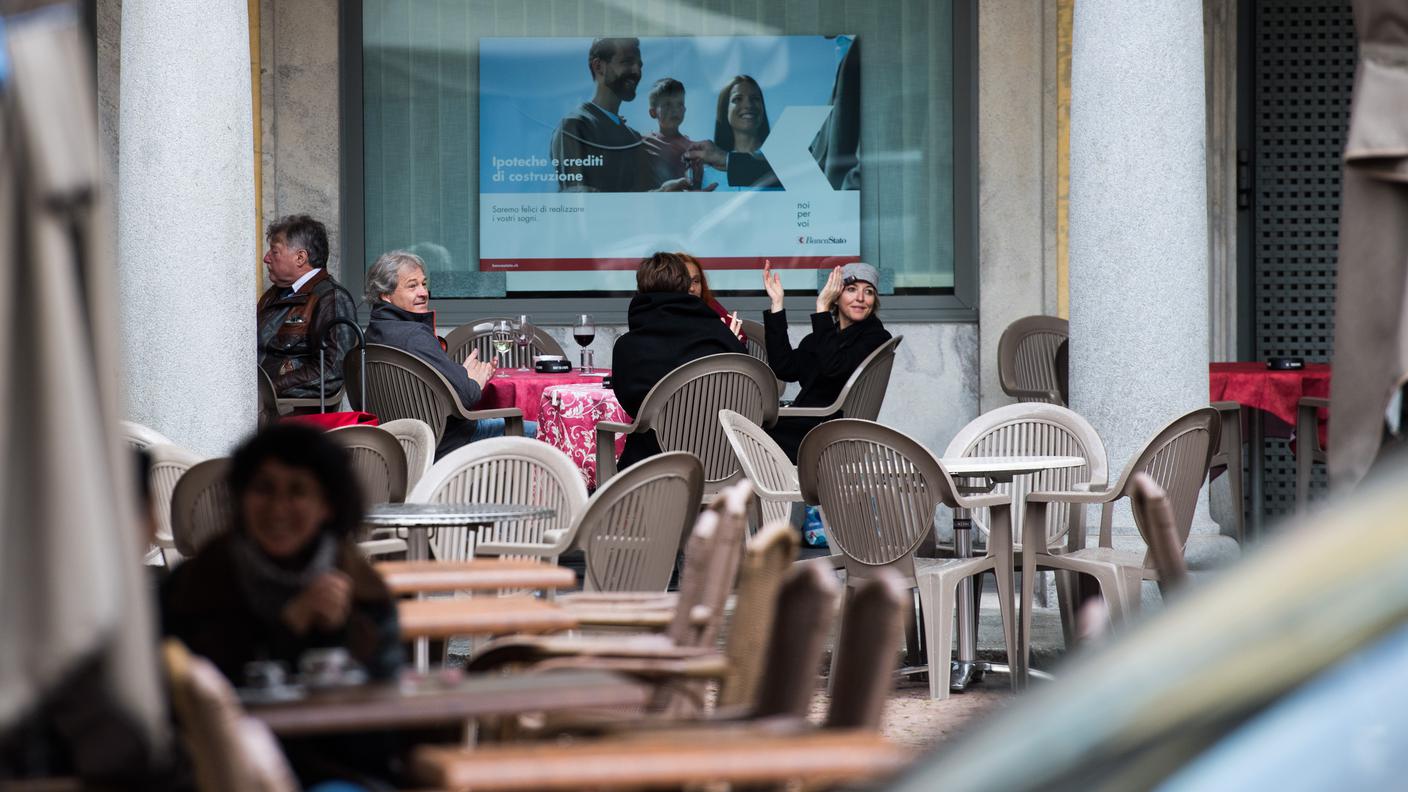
top-left (160, 423), bottom-right (401, 686)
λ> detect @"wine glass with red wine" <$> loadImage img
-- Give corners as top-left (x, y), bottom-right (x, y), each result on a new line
top-left (573, 314), bottom-right (595, 373)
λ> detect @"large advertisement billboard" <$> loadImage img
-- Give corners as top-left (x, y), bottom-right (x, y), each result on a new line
top-left (478, 35), bottom-right (860, 294)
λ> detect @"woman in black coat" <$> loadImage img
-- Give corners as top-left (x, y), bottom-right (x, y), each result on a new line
top-left (762, 260), bottom-right (892, 461)
top-left (612, 251), bottom-right (747, 470)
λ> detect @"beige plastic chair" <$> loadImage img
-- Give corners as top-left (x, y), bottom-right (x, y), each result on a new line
top-left (121, 420), bottom-right (173, 450)
top-left (1295, 396), bottom-right (1329, 514)
top-left (1209, 400), bottom-right (1246, 543)
top-left (776, 335), bottom-right (903, 423)
top-left (345, 343), bottom-right (524, 447)
top-left (942, 402), bottom-right (1110, 642)
top-left (465, 482), bottom-right (754, 715)
top-left (164, 640), bottom-right (298, 792)
top-left (148, 442), bottom-right (203, 566)
top-left (170, 457), bottom-right (233, 559)
top-left (997, 315), bottom-right (1069, 404)
top-left (568, 451), bottom-right (704, 592)
top-left (1130, 473), bottom-right (1189, 596)
top-left (443, 318), bottom-right (567, 370)
top-left (720, 409), bottom-right (802, 532)
top-left (797, 419), bottom-right (1017, 699)
top-left (407, 436), bottom-right (588, 563)
top-left (1018, 406), bottom-right (1221, 680)
top-left (596, 353), bottom-right (778, 493)
top-left (328, 424), bottom-right (409, 506)
top-left (378, 417), bottom-right (436, 491)
top-left (825, 566), bottom-right (909, 730)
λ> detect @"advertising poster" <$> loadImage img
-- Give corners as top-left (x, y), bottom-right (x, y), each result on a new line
top-left (479, 35), bottom-right (860, 294)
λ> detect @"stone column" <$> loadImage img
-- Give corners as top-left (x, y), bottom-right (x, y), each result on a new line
top-left (1067, 0), bottom-right (1235, 568)
top-left (116, 0), bottom-right (257, 456)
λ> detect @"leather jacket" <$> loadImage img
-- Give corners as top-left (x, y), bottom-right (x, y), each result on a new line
top-left (256, 269), bottom-right (358, 399)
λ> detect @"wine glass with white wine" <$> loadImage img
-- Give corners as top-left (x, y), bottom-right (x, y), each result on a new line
top-left (490, 320), bottom-right (514, 377)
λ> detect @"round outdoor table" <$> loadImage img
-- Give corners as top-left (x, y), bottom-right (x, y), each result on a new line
top-left (364, 503), bottom-right (555, 563)
top-left (538, 382), bottom-right (630, 489)
top-left (477, 370), bottom-right (607, 423)
top-left (364, 502), bottom-right (556, 671)
top-left (937, 455), bottom-right (1086, 692)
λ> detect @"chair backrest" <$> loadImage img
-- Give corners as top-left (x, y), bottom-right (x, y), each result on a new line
top-left (256, 366), bottom-right (279, 427)
top-left (1129, 473), bottom-right (1188, 591)
top-left (122, 420), bottom-right (173, 450)
top-left (443, 319), bottom-right (567, 370)
top-left (720, 522), bottom-right (809, 713)
top-left (407, 436), bottom-right (588, 562)
top-left (833, 335), bottom-right (904, 421)
top-left (719, 408), bottom-right (801, 530)
top-left (347, 344), bottom-right (459, 443)
top-left (997, 315), bottom-right (1069, 404)
top-left (634, 353), bottom-right (779, 492)
top-left (163, 640), bottom-right (299, 792)
top-left (149, 443), bottom-right (204, 554)
top-left (798, 419), bottom-right (956, 581)
top-left (942, 402), bottom-right (1110, 547)
top-left (378, 417), bottom-right (436, 490)
top-left (1104, 406), bottom-right (1221, 548)
top-left (665, 480), bottom-right (751, 650)
top-left (824, 566), bottom-right (908, 730)
top-left (329, 424), bottom-right (409, 505)
top-left (736, 317), bottom-right (787, 397)
top-left (171, 458), bottom-right (233, 557)
top-left (574, 452), bottom-right (704, 592)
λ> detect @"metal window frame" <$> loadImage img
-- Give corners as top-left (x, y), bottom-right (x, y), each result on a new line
top-left (338, 0), bottom-right (978, 325)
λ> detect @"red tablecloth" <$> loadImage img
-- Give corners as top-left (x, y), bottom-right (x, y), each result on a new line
top-left (478, 370), bottom-right (605, 423)
top-left (537, 383), bottom-right (629, 489)
top-left (1210, 362), bottom-right (1329, 445)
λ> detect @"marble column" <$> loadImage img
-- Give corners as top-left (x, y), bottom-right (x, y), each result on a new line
top-left (1068, 0), bottom-right (1236, 569)
top-left (116, 0), bottom-right (257, 456)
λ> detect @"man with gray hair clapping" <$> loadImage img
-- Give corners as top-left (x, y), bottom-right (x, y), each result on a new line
top-left (363, 250), bottom-right (534, 458)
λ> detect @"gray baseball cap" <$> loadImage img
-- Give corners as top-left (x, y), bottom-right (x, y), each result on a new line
top-left (840, 261), bottom-right (880, 288)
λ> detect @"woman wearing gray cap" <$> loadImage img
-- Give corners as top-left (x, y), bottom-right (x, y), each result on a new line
top-left (761, 260), bottom-right (892, 461)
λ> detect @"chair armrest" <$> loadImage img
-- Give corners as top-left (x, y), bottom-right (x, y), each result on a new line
top-left (596, 420), bottom-right (637, 486)
top-left (1299, 396), bottom-right (1329, 410)
top-left (465, 406), bottom-right (524, 423)
top-left (949, 492), bottom-right (1011, 510)
top-left (1027, 488), bottom-right (1118, 505)
top-left (777, 404), bottom-right (839, 419)
top-left (1006, 386), bottom-right (1062, 403)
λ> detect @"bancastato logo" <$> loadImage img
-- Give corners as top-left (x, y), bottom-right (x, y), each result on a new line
top-left (799, 235), bottom-right (849, 245)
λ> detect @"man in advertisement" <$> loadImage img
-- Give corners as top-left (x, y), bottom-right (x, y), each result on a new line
top-left (551, 37), bottom-right (692, 193)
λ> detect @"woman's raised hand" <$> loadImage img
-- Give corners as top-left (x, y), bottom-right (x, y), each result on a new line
top-left (762, 260), bottom-right (786, 313)
top-left (816, 266), bottom-right (843, 314)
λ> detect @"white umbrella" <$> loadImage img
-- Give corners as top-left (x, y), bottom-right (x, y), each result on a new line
top-left (0, 5), bottom-right (166, 771)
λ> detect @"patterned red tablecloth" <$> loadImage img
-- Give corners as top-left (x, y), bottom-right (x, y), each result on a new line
top-left (478, 370), bottom-right (604, 423)
top-left (1210, 362), bottom-right (1330, 443)
top-left (537, 383), bottom-right (629, 489)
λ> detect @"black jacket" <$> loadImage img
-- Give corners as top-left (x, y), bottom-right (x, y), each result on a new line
top-left (364, 301), bottom-right (482, 456)
top-left (612, 292), bottom-right (747, 469)
top-left (763, 309), bottom-right (891, 460)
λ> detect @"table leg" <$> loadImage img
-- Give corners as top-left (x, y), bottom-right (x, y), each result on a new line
top-left (1250, 408), bottom-right (1265, 540)
top-left (410, 530), bottom-right (430, 672)
top-left (952, 510), bottom-right (980, 692)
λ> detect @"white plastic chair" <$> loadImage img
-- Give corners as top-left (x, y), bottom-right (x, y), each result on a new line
top-left (407, 437), bottom-right (588, 562)
top-left (378, 417), bottom-right (436, 491)
top-left (147, 442), bottom-right (204, 566)
top-left (719, 408), bottom-right (802, 533)
top-left (122, 419), bottom-right (173, 450)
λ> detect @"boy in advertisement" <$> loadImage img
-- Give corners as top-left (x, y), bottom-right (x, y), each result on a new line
top-left (641, 78), bottom-right (705, 187)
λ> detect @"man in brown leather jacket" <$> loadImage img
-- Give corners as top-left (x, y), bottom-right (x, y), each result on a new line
top-left (256, 215), bottom-right (357, 399)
